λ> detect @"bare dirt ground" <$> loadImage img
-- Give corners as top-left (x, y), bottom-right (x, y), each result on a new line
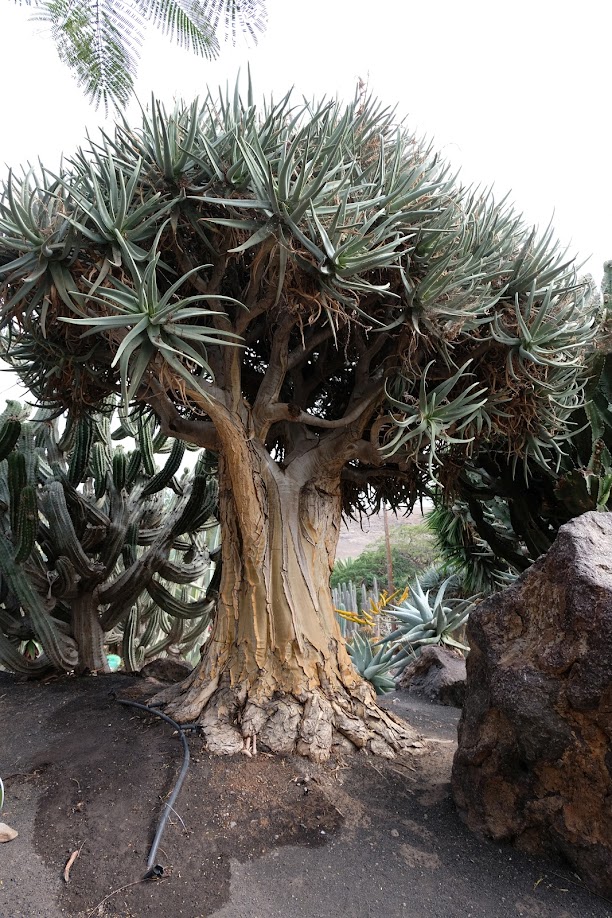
top-left (1, 672), bottom-right (610, 918)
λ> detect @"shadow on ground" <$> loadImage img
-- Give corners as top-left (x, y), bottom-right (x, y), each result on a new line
top-left (0, 672), bottom-right (609, 918)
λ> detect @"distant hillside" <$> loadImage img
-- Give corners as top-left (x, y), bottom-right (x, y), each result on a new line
top-left (336, 506), bottom-right (429, 560)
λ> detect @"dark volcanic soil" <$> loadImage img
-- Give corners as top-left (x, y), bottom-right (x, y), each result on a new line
top-left (0, 672), bottom-right (610, 918)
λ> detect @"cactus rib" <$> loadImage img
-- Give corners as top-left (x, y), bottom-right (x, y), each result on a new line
top-left (141, 438), bottom-right (185, 497)
top-left (146, 576), bottom-right (214, 619)
top-left (0, 419), bottom-right (21, 460)
top-left (42, 480), bottom-right (104, 579)
top-left (14, 485), bottom-right (37, 563)
top-left (0, 534), bottom-right (78, 670)
top-left (68, 416), bottom-right (93, 485)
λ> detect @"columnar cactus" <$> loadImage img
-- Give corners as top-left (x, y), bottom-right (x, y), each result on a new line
top-left (0, 399), bottom-right (219, 675)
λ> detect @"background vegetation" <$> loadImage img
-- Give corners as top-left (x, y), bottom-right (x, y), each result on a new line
top-left (331, 522), bottom-right (438, 591)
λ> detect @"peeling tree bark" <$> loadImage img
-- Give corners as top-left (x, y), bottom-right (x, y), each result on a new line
top-left (153, 427), bottom-right (418, 761)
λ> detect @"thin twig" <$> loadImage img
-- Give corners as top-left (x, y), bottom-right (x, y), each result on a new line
top-left (165, 802), bottom-right (186, 831)
top-left (387, 768), bottom-right (416, 790)
top-left (86, 879), bottom-right (149, 916)
top-left (542, 870), bottom-right (612, 907)
top-left (390, 759), bottom-right (417, 772)
top-left (366, 760), bottom-right (384, 778)
top-left (63, 842), bottom-right (84, 883)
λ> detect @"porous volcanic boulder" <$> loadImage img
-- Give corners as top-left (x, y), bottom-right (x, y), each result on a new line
top-left (452, 512), bottom-right (612, 897)
top-left (140, 658), bottom-right (192, 683)
top-left (397, 645), bottom-right (466, 707)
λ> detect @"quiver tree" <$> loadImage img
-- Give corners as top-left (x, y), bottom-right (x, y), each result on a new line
top-left (0, 83), bottom-right (602, 759)
top-left (426, 340), bottom-right (612, 595)
top-left (0, 399), bottom-right (219, 675)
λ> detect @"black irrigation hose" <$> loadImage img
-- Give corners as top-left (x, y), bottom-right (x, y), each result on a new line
top-left (116, 699), bottom-right (193, 879)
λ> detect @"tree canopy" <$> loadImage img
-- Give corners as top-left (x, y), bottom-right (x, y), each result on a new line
top-left (0, 85), bottom-right (601, 516)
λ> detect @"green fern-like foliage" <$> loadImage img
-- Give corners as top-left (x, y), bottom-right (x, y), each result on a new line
top-left (15, 0), bottom-right (267, 109)
top-left (426, 500), bottom-right (519, 596)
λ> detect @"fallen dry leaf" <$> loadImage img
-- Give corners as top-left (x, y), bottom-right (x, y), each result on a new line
top-left (0, 823), bottom-right (18, 843)
top-left (63, 845), bottom-right (82, 883)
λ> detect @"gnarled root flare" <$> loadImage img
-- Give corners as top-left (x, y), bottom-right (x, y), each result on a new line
top-left (152, 672), bottom-right (421, 763)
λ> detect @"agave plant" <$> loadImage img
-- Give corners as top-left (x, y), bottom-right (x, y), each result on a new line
top-left (347, 632), bottom-right (397, 695)
top-left (377, 575), bottom-right (473, 671)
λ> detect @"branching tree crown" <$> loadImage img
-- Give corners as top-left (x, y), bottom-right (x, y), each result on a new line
top-left (0, 85), bottom-right (600, 512)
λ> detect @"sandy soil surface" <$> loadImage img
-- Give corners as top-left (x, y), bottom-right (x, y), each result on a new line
top-left (1, 672), bottom-right (610, 918)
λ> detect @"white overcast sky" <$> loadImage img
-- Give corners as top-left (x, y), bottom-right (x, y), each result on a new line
top-left (0, 0), bottom-right (609, 402)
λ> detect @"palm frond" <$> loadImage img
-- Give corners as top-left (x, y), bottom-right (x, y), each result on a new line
top-left (14, 0), bottom-right (267, 110)
top-left (29, 0), bottom-right (142, 110)
top-left (186, 0), bottom-right (267, 44)
top-left (133, 0), bottom-right (219, 57)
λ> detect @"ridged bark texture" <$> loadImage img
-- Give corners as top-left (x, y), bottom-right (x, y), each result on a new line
top-left (154, 441), bottom-right (418, 761)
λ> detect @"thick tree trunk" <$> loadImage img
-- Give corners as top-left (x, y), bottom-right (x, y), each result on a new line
top-left (154, 439), bottom-right (417, 761)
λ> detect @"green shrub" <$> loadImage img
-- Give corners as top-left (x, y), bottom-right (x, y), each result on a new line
top-left (331, 522), bottom-right (438, 590)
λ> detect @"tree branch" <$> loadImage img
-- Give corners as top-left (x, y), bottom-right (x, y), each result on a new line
top-left (286, 326), bottom-right (336, 372)
top-left (241, 237), bottom-right (278, 310)
top-left (265, 395), bottom-right (382, 431)
top-left (341, 464), bottom-right (413, 485)
top-left (352, 331), bottom-right (389, 392)
top-left (251, 314), bottom-right (297, 439)
top-left (345, 439), bottom-right (384, 465)
top-left (147, 382), bottom-right (220, 450)
top-left (173, 241), bottom-right (246, 409)
top-left (289, 383), bottom-right (385, 481)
